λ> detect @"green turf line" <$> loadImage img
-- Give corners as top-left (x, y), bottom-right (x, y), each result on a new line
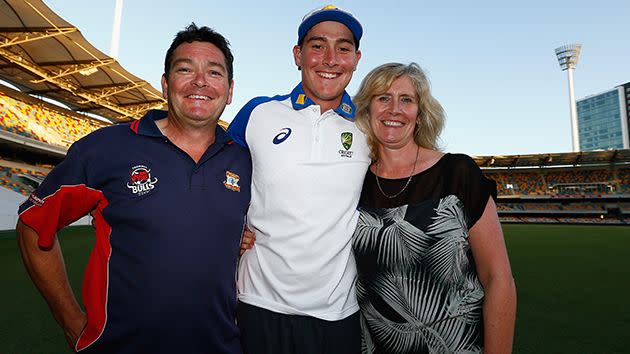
top-left (0, 226), bottom-right (93, 354)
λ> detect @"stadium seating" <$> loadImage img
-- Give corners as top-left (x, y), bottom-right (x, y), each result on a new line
top-left (498, 202), bottom-right (605, 212)
top-left (485, 167), bottom-right (630, 197)
top-left (619, 169), bottom-right (630, 193)
top-left (0, 90), bottom-right (106, 148)
top-left (485, 165), bottom-right (630, 225)
top-left (0, 165), bottom-right (46, 196)
top-left (487, 170), bottom-right (547, 196)
top-left (498, 215), bottom-right (627, 225)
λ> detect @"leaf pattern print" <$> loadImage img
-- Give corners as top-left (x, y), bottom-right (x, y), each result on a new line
top-left (353, 195), bottom-right (484, 354)
top-left (356, 206), bottom-right (432, 270)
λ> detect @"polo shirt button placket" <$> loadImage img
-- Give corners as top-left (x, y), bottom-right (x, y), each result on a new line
top-left (313, 116), bottom-right (322, 143)
top-left (190, 166), bottom-right (204, 190)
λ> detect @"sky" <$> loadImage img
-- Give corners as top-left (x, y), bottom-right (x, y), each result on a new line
top-left (43, 0), bottom-right (630, 156)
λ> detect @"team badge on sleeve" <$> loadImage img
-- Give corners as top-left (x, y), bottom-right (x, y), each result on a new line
top-left (28, 193), bottom-right (45, 207)
top-left (127, 165), bottom-right (158, 196)
top-left (223, 171), bottom-right (241, 192)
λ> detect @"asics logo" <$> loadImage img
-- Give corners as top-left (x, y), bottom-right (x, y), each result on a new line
top-left (273, 128), bottom-right (292, 145)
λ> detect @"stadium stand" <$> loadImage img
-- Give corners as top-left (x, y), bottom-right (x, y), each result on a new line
top-left (1, 85), bottom-right (107, 148)
top-left (478, 150), bottom-right (630, 225)
top-left (0, 0), bottom-right (167, 230)
top-left (0, 165), bottom-right (42, 196)
top-left (485, 167), bottom-right (629, 197)
top-left (0, 158), bottom-right (52, 228)
top-left (0, 1), bottom-right (166, 122)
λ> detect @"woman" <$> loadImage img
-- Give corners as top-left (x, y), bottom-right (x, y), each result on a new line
top-left (352, 63), bottom-right (516, 354)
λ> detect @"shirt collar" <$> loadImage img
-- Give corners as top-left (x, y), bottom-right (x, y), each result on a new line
top-left (133, 109), bottom-right (168, 137)
top-left (289, 83), bottom-right (356, 120)
top-left (213, 123), bottom-right (230, 145)
top-left (132, 109), bottom-right (231, 145)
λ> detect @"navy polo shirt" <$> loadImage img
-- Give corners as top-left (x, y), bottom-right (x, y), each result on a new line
top-left (18, 110), bottom-right (251, 354)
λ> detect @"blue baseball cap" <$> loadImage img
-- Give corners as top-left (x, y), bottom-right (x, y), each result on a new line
top-left (297, 5), bottom-right (363, 49)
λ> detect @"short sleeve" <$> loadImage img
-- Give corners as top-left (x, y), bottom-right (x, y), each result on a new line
top-left (18, 139), bottom-right (102, 248)
top-left (450, 154), bottom-right (497, 229)
top-left (227, 96), bottom-right (269, 148)
top-left (227, 95), bottom-right (290, 148)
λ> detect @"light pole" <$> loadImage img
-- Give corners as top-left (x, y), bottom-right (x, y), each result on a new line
top-left (555, 44), bottom-right (582, 152)
top-left (110, 0), bottom-right (124, 60)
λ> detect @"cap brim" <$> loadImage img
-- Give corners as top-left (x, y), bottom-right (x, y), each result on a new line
top-left (298, 10), bottom-right (363, 48)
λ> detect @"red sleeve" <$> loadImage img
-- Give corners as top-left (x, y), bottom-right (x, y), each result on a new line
top-left (17, 140), bottom-right (104, 248)
top-left (19, 185), bottom-right (105, 248)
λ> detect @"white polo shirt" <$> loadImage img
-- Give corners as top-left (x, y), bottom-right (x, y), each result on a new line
top-left (228, 83), bottom-right (370, 320)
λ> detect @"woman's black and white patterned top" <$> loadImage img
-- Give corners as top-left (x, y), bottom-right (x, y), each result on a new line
top-left (353, 153), bottom-right (497, 354)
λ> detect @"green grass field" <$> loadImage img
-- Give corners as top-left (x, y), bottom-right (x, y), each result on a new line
top-left (1, 224), bottom-right (629, 354)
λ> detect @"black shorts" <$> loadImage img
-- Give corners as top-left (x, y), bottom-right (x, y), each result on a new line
top-left (237, 302), bottom-right (361, 354)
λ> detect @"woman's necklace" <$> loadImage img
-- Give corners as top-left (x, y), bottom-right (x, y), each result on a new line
top-left (375, 145), bottom-right (420, 199)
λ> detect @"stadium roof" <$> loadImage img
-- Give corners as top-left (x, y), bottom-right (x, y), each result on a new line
top-left (0, 0), bottom-right (166, 122)
top-left (474, 149), bottom-right (630, 168)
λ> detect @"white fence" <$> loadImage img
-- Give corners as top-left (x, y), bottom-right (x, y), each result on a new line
top-left (0, 187), bottom-right (89, 231)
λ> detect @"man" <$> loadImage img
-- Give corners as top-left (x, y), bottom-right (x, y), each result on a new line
top-left (228, 5), bottom-right (369, 354)
top-left (16, 24), bottom-right (250, 354)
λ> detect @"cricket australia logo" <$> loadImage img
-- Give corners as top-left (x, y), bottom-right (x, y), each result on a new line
top-left (127, 165), bottom-right (158, 196)
top-left (338, 132), bottom-right (354, 158)
top-left (223, 171), bottom-right (241, 192)
top-left (341, 103), bottom-right (353, 115)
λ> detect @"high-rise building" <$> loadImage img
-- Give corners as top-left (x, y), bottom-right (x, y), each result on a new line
top-left (576, 82), bottom-right (630, 151)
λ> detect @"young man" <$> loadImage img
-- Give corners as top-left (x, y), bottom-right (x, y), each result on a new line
top-left (228, 5), bottom-right (369, 354)
top-left (16, 24), bottom-right (250, 354)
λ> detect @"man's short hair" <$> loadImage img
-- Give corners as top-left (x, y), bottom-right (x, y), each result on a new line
top-left (164, 23), bottom-right (234, 81)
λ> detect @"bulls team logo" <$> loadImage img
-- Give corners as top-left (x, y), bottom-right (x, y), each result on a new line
top-left (127, 165), bottom-right (158, 196)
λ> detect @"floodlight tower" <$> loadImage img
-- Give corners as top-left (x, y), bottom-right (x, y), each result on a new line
top-left (555, 44), bottom-right (582, 152)
top-left (110, 0), bottom-right (124, 60)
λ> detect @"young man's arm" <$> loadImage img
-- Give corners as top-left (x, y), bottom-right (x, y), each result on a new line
top-left (16, 220), bottom-right (86, 349)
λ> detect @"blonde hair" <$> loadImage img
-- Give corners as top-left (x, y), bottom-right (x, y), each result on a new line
top-left (354, 62), bottom-right (445, 161)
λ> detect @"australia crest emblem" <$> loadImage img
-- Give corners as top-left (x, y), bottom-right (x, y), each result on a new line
top-left (339, 132), bottom-right (354, 158)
